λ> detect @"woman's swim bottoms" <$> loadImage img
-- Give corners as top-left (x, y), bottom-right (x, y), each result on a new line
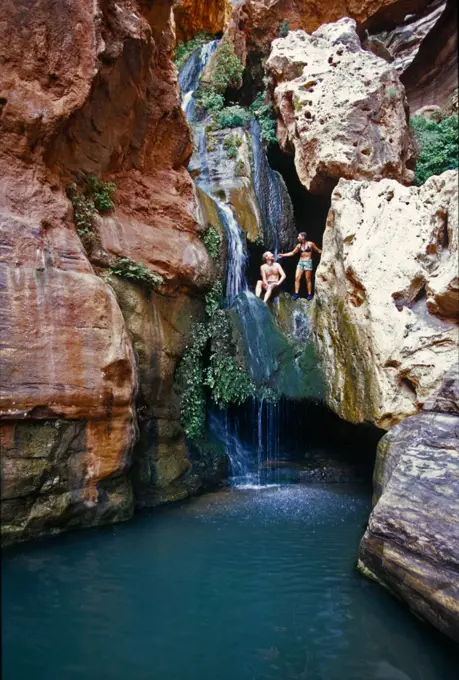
top-left (297, 259), bottom-right (313, 271)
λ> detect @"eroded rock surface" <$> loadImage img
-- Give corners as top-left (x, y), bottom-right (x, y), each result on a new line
top-left (313, 171), bottom-right (459, 430)
top-left (266, 19), bottom-right (416, 194)
top-left (174, 0), bottom-right (232, 42)
top-left (0, 0), bottom-right (215, 543)
top-left (358, 409), bottom-right (459, 642)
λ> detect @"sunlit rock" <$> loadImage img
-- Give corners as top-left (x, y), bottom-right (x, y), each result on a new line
top-left (313, 170), bottom-right (459, 430)
top-left (266, 18), bottom-right (416, 194)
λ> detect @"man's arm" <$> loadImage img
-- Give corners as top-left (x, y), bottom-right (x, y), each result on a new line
top-left (260, 264), bottom-right (268, 286)
top-left (311, 242), bottom-right (322, 255)
top-left (275, 263), bottom-right (286, 286)
top-left (278, 244), bottom-right (300, 259)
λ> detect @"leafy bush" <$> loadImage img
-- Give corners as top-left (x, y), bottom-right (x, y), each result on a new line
top-left (205, 280), bottom-right (224, 316)
top-left (223, 135), bottom-right (243, 158)
top-left (279, 20), bottom-right (290, 38)
top-left (215, 105), bottom-right (252, 129)
top-left (174, 33), bottom-right (215, 71)
top-left (108, 258), bottom-right (163, 290)
top-left (175, 322), bottom-right (210, 439)
top-left (202, 226), bottom-right (221, 262)
top-left (410, 114), bottom-right (458, 185)
top-left (67, 175), bottom-right (116, 237)
top-left (250, 93), bottom-right (278, 145)
top-left (195, 87), bottom-right (225, 112)
top-left (211, 42), bottom-right (244, 94)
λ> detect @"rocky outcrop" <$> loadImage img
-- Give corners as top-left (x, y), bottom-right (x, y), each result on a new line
top-left (313, 171), bottom-right (459, 430)
top-left (0, 0), bottom-right (216, 544)
top-left (266, 19), bottom-right (416, 194)
top-left (379, 0), bottom-right (458, 112)
top-left (358, 402), bottom-right (459, 642)
top-left (174, 0), bottom-right (232, 42)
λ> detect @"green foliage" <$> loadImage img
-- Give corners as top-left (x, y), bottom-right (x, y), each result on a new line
top-left (250, 93), bottom-right (278, 145)
top-left (205, 280), bottom-right (224, 316)
top-left (215, 105), bottom-right (252, 129)
top-left (66, 175), bottom-right (116, 237)
top-left (279, 20), bottom-right (290, 38)
top-left (174, 33), bottom-right (214, 71)
top-left (235, 159), bottom-right (247, 177)
top-left (175, 322), bottom-right (210, 440)
top-left (205, 312), bottom-right (256, 408)
top-left (108, 258), bottom-right (163, 290)
top-left (223, 134), bottom-right (243, 158)
top-left (211, 42), bottom-right (244, 94)
top-left (410, 114), bottom-right (459, 185)
top-left (202, 226), bottom-right (221, 262)
top-left (195, 87), bottom-right (225, 113)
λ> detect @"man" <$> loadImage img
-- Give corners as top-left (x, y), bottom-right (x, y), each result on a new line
top-left (255, 251), bottom-right (286, 302)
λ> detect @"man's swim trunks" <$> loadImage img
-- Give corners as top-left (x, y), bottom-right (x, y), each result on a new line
top-left (297, 260), bottom-right (313, 271)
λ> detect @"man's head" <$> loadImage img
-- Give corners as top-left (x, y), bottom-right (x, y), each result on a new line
top-left (297, 232), bottom-right (307, 243)
top-left (263, 251), bottom-right (274, 264)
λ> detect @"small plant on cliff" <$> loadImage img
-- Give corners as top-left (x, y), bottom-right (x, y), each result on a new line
top-left (211, 42), bottom-right (244, 94)
top-left (215, 105), bottom-right (251, 129)
top-left (202, 226), bottom-right (221, 262)
top-left (174, 33), bottom-right (215, 71)
top-left (223, 134), bottom-right (243, 158)
top-left (67, 175), bottom-right (116, 237)
top-left (175, 322), bottom-right (210, 439)
top-left (279, 20), bottom-right (290, 38)
top-left (108, 257), bottom-right (164, 290)
top-left (195, 86), bottom-right (225, 113)
top-left (235, 159), bottom-right (247, 177)
top-left (410, 113), bottom-right (459, 185)
top-left (250, 93), bottom-right (278, 146)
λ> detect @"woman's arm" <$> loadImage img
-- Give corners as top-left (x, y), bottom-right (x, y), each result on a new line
top-left (278, 244), bottom-right (300, 259)
top-left (311, 242), bottom-right (322, 255)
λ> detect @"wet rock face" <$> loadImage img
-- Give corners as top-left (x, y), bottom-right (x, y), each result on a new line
top-left (358, 407), bottom-right (459, 642)
top-left (313, 171), bottom-right (459, 430)
top-left (266, 19), bottom-right (416, 194)
top-left (0, 0), bottom-right (213, 542)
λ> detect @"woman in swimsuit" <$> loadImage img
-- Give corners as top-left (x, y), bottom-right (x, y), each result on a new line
top-left (278, 232), bottom-right (322, 300)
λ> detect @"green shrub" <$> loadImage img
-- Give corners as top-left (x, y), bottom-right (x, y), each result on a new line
top-left (410, 114), bottom-right (458, 185)
top-left (250, 93), bottom-right (278, 145)
top-left (235, 159), bottom-right (247, 177)
top-left (215, 105), bottom-right (251, 129)
top-left (279, 20), bottom-right (290, 38)
top-left (108, 258), bottom-right (163, 290)
top-left (211, 42), bottom-right (244, 94)
top-left (66, 175), bottom-right (116, 237)
top-left (174, 33), bottom-right (215, 71)
top-left (195, 87), bottom-right (225, 112)
top-left (202, 226), bottom-right (221, 262)
top-left (175, 322), bottom-right (210, 439)
top-left (223, 135), bottom-right (243, 158)
top-left (205, 280), bottom-right (224, 316)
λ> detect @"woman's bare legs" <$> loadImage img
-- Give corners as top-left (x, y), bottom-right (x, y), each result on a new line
top-left (306, 270), bottom-right (313, 296)
top-left (295, 268), bottom-right (303, 295)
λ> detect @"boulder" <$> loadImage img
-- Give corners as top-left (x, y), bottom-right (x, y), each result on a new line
top-left (266, 19), bottom-right (416, 194)
top-left (313, 171), bottom-right (458, 430)
top-left (358, 409), bottom-right (459, 642)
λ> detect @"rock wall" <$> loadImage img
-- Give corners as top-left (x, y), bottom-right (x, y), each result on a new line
top-left (358, 371), bottom-right (459, 641)
top-left (313, 171), bottom-right (458, 430)
top-left (266, 19), bottom-right (416, 194)
top-left (174, 0), bottom-right (232, 42)
top-left (0, 0), bottom-right (215, 544)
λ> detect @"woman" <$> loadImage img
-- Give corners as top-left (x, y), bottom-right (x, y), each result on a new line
top-left (278, 232), bottom-right (322, 300)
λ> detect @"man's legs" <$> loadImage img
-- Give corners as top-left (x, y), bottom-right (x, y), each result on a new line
top-left (264, 284), bottom-right (274, 302)
top-left (255, 280), bottom-right (263, 297)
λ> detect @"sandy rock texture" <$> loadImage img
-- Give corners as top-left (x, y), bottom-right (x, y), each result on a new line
top-left (174, 0), bottom-right (232, 42)
top-left (266, 19), bottom-right (416, 194)
top-left (313, 171), bottom-right (459, 430)
top-left (358, 400), bottom-right (459, 642)
top-left (380, 0), bottom-right (458, 113)
top-left (0, 0), bottom-right (214, 543)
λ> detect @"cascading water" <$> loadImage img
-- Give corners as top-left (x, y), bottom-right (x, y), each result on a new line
top-left (179, 42), bottom-right (302, 487)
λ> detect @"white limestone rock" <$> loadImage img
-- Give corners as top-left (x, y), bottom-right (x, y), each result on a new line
top-left (312, 170), bottom-right (459, 429)
top-left (266, 18), bottom-right (416, 194)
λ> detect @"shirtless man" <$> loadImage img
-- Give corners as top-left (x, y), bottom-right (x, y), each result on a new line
top-left (255, 251), bottom-right (286, 302)
top-left (278, 232), bottom-right (322, 300)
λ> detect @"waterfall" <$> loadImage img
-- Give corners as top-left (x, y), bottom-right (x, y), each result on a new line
top-left (250, 120), bottom-right (295, 253)
top-left (215, 199), bottom-right (247, 303)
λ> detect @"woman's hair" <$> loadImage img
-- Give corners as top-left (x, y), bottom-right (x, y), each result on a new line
top-left (298, 232), bottom-right (307, 241)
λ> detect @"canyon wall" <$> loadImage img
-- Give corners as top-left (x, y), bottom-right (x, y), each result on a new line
top-left (0, 0), bottom-right (218, 544)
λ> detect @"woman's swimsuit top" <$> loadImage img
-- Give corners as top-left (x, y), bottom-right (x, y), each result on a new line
top-left (300, 244), bottom-right (312, 253)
